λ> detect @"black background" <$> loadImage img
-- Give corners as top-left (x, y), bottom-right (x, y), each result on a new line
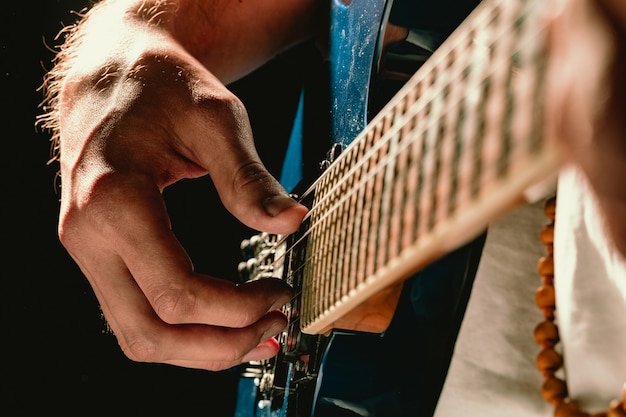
top-left (4, 1), bottom-right (309, 414)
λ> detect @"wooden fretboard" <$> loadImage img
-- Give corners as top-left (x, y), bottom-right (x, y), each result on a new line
top-left (290, 0), bottom-right (563, 335)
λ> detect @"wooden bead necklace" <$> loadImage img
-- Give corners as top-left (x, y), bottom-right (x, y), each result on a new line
top-left (534, 196), bottom-right (626, 417)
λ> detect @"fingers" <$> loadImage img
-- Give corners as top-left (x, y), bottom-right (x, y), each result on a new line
top-left (103, 274), bottom-right (288, 371)
top-left (70, 223), bottom-right (289, 371)
top-left (60, 172), bottom-right (292, 370)
top-left (79, 173), bottom-right (292, 328)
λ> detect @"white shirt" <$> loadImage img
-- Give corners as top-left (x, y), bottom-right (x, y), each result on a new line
top-left (434, 166), bottom-right (626, 416)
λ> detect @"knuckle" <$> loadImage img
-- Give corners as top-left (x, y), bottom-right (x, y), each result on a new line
top-left (196, 89), bottom-right (246, 119)
top-left (127, 52), bottom-right (190, 92)
top-left (152, 288), bottom-right (197, 324)
top-left (57, 205), bottom-right (83, 251)
top-left (195, 91), bottom-right (251, 143)
top-left (221, 339), bottom-right (250, 363)
top-left (231, 309), bottom-right (256, 329)
top-left (232, 161), bottom-right (273, 193)
top-left (119, 331), bottom-right (161, 363)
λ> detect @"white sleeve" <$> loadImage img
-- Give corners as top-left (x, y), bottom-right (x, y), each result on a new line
top-left (553, 166), bottom-right (626, 413)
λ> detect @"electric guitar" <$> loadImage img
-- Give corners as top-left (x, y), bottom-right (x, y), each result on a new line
top-left (234, 0), bottom-right (563, 415)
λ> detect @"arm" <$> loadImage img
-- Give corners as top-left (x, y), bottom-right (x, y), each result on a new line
top-left (42, 0), bottom-right (324, 371)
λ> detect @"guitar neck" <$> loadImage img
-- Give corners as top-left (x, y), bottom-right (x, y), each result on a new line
top-left (292, 0), bottom-right (563, 335)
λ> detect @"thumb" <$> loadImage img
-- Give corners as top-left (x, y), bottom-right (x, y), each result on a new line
top-left (182, 88), bottom-right (307, 234)
top-left (224, 159), bottom-right (309, 234)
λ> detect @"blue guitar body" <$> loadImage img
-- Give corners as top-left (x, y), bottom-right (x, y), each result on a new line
top-left (235, 1), bottom-right (484, 416)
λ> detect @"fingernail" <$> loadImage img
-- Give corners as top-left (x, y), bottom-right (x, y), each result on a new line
top-left (261, 320), bottom-right (286, 341)
top-left (242, 338), bottom-right (280, 362)
top-left (263, 194), bottom-right (295, 217)
top-left (269, 282), bottom-right (293, 311)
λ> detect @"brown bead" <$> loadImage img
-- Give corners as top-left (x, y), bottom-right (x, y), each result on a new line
top-left (545, 196), bottom-right (557, 221)
top-left (541, 223), bottom-right (555, 246)
top-left (543, 275), bottom-right (555, 286)
top-left (534, 320), bottom-right (560, 348)
top-left (608, 400), bottom-right (626, 417)
top-left (555, 401), bottom-right (590, 417)
top-left (536, 347), bottom-right (563, 374)
top-left (538, 254), bottom-right (555, 276)
top-left (542, 376), bottom-right (568, 405)
top-left (536, 284), bottom-right (556, 310)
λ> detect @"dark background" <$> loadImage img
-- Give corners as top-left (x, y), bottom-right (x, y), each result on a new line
top-left (3, 1), bottom-right (312, 414)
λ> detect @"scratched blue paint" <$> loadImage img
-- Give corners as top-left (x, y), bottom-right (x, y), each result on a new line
top-left (329, 0), bottom-right (388, 146)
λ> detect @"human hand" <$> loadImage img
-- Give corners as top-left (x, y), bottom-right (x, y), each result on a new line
top-left (52, 10), bottom-right (308, 371)
top-left (546, 0), bottom-right (626, 255)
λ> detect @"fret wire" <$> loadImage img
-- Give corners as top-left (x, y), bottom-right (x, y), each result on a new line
top-left (454, 34), bottom-right (477, 212)
top-left (441, 49), bottom-right (462, 219)
top-left (419, 74), bottom-right (441, 236)
top-left (331, 158), bottom-right (348, 306)
top-left (401, 85), bottom-right (421, 251)
top-left (309, 173), bottom-right (327, 322)
top-left (449, 40), bottom-right (473, 216)
top-left (510, 12), bottom-right (533, 161)
top-left (323, 202), bottom-right (336, 313)
top-left (347, 137), bottom-right (367, 298)
top-left (480, 7), bottom-right (505, 194)
top-left (322, 199), bottom-right (350, 313)
top-left (328, 159), bottom-right (345, 311)
top-left (389, 96), bottom-right (412, 260)
top-left (374, 112), bottom-right (396, 272)
top-left (362, 122), bottom-right (382, 285)
top-left (452, 34), bottom-right (474, 216)
top-left (326, 166), bottom-right (338, 312)
top-left (317, 178), bottom-right (330, 315)
top-left (314, 173), bottom-right (329, 322)
top-left (429, 84), bottom-right (450, 231)
top-left (437, 81), bottom-right (458, 221)
top-left (525, 0), bottom-right (548, 155)
top-left (321, 172), bottom-right (335, 316)
top-left (292, 227), bottom-right (307, 325)
top-left (409, 83), bottom-right (430, 245)
top-left (354, 131), bottom-right (372, 295)
top-left (304, 198), bottom-right (316, 325)
top-left (498, 3), bottom-right (523, 178)
top-left (339, 151), bottom-right (357, 304)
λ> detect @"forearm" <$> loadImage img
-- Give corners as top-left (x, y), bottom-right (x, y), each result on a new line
top-left (55, 0), bottom-right (322, 80)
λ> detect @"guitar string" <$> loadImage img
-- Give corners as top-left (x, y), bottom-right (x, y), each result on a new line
top-left (278, 43), bottom-right (532, 328)
top-left (277, 0), bottom-right (512, 215)
top-left (251, 0), bottom-right (547, 327)
top-left (290, 39), bottom-right (536, 304)
top-left (260, 0), bottom-right (531, 266)
top-left (300, 83), bottom-right (547, 322)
